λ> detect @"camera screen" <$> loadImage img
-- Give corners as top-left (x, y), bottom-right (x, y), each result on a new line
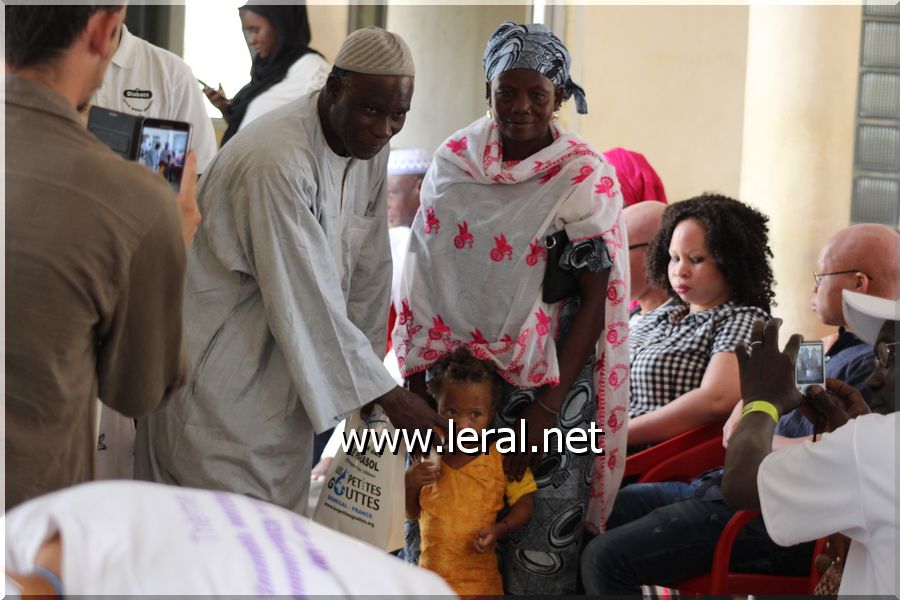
top-left (796, 342), bottom-right (825, 385)
top-left (139, 126), bottom-right (189, 194)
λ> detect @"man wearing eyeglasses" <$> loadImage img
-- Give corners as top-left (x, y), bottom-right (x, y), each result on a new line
top-left (806, 224), bottom-right (899, 395)
top-left (623, 200), bottom-right (668, 325)
top-left (721, 224), bottom-right (898, 444)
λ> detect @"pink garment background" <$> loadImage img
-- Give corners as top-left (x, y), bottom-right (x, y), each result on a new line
top-left (603, 148), bottom-right (667, 316)
top-left (602, 147), bottom-right (667, 207)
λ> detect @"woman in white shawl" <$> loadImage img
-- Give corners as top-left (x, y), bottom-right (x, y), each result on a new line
top-left (393, 21), bottom-right (629, 594)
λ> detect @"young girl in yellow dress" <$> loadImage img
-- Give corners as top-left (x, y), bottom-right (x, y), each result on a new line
top-left (405, 347), bottom-right (536, 595)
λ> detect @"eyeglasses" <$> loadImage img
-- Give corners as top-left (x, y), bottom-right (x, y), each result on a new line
top-left (812, 270), bottom-right (874, 286)
top-left (875, 341), bottom-right (899, 369)
top-left (629, 243), bottom-right (649, 251)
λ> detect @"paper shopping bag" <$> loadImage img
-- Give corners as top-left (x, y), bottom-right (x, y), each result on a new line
top-left (313, 405), bottom-right (406, 552)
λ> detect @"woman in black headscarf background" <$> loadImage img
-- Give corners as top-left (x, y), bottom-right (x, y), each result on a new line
top-left (204, 2), bottom-right (329, 146)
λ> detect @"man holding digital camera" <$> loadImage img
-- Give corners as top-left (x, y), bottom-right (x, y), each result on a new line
top-left (723, 291), bottom-right (898, 596)
top-left (5, 4), bottom-right (199, 509)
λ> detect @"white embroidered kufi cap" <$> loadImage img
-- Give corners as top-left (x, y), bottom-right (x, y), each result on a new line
top-left (388, 148), bottom-right (432, 176)
top-left (334, 27), bottom-right (415, 77)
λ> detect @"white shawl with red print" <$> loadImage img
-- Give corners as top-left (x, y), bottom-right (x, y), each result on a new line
top-left (392, 116), bottom-right (629, 531)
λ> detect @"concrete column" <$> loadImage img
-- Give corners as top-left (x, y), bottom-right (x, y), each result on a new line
top-left (308, 3), bottom-right (350, 63)
top-left (739, 5), bottom-right (862, 339)
top-left (385, 4), bottom-right (529, 153)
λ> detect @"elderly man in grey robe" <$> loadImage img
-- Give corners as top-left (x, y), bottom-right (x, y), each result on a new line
top-left (135, 28), bottom-right (444, 515)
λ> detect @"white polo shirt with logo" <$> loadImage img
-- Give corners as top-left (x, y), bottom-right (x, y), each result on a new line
top-left (93, 25), bottom-right (217, 174)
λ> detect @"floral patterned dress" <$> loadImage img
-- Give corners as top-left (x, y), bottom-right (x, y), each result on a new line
top-left (393, 116), bottom-right (630, 593)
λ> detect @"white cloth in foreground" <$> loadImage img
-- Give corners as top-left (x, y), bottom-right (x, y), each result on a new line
top-left (758, 412), bottom-right (898, 596)
top-left (135, 91), bottom-right (397, 514)
top-left (93, 25), bottom-right (217, 173)
top-left (240, 53), bottom-right (330, 132)
top-left (4, 481), bottom-right (455, 596)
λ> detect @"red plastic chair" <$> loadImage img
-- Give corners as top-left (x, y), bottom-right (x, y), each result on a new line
top-left (624, 422), bottom-right (825, 596)
top-left (674, 510), bottom-right (826, 596)
top-left (625, 424), bottom-right (825, 596)
top-left (624, 420), bottom-right (726, 483)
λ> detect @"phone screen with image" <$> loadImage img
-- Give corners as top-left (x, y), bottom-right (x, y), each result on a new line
top-left (138, 119), bottom-right (192, 194)
top-left (795, 341), bottom-right (826, 390)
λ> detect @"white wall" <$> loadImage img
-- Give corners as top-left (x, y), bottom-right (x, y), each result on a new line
top-left (569, 5), bottom-right (750, 203)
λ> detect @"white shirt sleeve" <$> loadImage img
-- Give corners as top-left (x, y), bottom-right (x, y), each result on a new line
top-left (167, 62), bottom-right (218, 174)
top-left (757, 419), bottom-right (865, 547)
top-left (240, 54), bottom-right (330, 131)
top-left (243, 163), bottom-right (397, 428)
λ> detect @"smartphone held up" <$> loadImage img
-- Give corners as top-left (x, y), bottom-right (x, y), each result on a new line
top-left (139, 119), bottom-right (192, 194)
top-left (87, 106), bottom-right (192, 195)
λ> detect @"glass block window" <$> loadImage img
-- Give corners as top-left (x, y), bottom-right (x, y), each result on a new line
top-left (856, 125), bottom-right (900, 171)
top-left (859, 72), bottom-right (900, 119)
top-left (862, 21), bottom-right (900, 67)
top-left (852, 3), bottom-right (900, 226)
top-left (864, 3), bottom-right (900, 18)
top-left (852, 178), bottom-right (900, 225)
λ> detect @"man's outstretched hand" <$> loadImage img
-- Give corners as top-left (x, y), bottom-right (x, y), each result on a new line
top-left (375, 386), bottom-right (448, 457)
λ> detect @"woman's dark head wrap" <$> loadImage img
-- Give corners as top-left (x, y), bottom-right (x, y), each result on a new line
top-left (221, 2), bottom-right (318, 146)
top-left (483, 20), bottom-right (587, 114)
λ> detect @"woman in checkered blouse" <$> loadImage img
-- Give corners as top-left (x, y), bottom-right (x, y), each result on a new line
top-left (626, 194), bottom-right (774, 447)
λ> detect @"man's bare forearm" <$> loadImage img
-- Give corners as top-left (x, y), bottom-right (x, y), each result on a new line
top-left (722, 412), bottom-right (777, 511)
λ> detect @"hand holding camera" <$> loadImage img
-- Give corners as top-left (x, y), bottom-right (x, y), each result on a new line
top-left (176, 150), bottom-right (201, 247)
top-left (735, 318), bottom-right (804, 419)
top-left (800, 378), bottom-right (871, 435)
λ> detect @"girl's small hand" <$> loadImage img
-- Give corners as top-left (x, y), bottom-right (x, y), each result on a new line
top-left (405, 459), bottom-right (439, 490)
top-left (473, 523), bottom-right (503, 553)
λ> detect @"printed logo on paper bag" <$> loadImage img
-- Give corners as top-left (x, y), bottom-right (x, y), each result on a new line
top-left (330, 469), bottom-right (347, 496)
top-left (314, 408), bottom-right (405, 551)
top-left (325, 463), bottom-right (383, 521)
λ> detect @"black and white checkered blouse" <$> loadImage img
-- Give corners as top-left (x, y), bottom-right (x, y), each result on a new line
top-left (628, 299), bottom-right (768, 418)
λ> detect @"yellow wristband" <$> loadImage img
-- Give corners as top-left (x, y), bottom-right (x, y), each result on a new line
top-left (740, 400), bottom-right (779, 424)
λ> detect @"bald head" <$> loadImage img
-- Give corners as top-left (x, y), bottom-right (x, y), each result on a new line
top-left (812, 224), bottom-right (900, 327)
top-left (823, 224), bottom-right (900, 298)
top-left (624, 200), bottom-right (667, 246)
top-left (625, 200), bottom-right (669, 309)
